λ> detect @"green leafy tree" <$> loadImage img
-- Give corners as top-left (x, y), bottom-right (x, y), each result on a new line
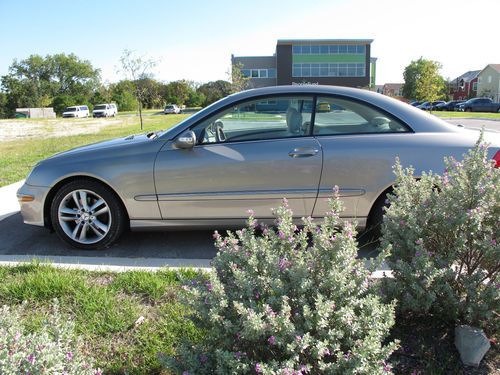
top-left (0, 92), bottom-right (8, 118)
top-left (0, 53), bottom-right (100, 115)
top-left (402, 58), bottom-right (447, 105)
top-left (109, 80), bottom-right (138, 112)
top-left (164, 80), bottom-right (193, 106)
top-left (197, 80), bottom-right (232, 106)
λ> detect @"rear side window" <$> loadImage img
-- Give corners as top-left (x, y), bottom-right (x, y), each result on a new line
top-left (313, 96), bottom-right (410, 135)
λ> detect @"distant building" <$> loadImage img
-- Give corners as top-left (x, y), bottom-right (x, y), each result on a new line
top-left (232, 38), bottom-right (377, 89)
top-left (15, 108), bottom-right (56, 119)
top-left (450, 70), bottom-right (480, 100)
top-left (476, 64), bottom-right (500, 101)
top-left (382, 83), bottom-right (404, 97)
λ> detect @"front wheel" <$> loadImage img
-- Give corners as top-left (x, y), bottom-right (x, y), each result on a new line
top-left (50, 179), bottom-right (127, 250)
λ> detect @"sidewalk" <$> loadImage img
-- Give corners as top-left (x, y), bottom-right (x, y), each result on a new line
top-left (0, 180), bottom-right (23, 221)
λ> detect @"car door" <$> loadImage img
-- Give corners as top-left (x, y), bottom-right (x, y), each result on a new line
top-left (154, 95), bottom-right (323, 221)
top-left (311, 96), bottom-right (413, 227)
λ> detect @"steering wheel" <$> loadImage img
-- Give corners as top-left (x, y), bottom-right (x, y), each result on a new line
top-left (214, 120), bottom-right (226, 142)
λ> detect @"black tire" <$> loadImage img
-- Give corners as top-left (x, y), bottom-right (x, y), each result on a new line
top-left (50, 179), bottom-right (127, 250)
top-left (363, 191), bottom-right (391, 243)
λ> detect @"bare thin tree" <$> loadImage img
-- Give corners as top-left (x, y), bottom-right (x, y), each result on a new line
top-left (119, 49), bottom-right (158, 130)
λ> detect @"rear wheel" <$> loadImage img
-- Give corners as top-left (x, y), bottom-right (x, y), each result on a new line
top-left (50, 180), bottom-right (126, 250)
top-left (362, 191), bottom-right (391, 245)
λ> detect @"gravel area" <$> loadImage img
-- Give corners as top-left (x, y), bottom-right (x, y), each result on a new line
top-left (0, 118), bottom-right (123, 141)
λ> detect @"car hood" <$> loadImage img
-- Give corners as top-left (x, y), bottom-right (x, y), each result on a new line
top-left (46, 133), bottom-right (154, 160)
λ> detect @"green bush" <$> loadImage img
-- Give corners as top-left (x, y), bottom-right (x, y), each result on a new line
top-left (381, 135), bottom-right (499, 332)
top-left (0, 301), bottom-right (98, 374)
top-left (163, 193), bottom-right (397, 374)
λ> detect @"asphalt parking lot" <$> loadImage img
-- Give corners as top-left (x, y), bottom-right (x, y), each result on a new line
top-left (0, 117), bottom-right (497, 268)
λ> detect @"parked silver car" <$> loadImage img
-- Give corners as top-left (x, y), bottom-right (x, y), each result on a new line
top-left (17, 86), bottom-right (500, 249)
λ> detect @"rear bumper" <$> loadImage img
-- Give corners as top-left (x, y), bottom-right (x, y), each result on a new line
top-left (16, 183), bottom-right (51, 227)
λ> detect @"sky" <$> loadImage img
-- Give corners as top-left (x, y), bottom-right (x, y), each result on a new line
top-left (0, 0), bottom-right (499, 86)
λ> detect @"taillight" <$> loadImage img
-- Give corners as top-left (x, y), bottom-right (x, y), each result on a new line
top-left (493, 150), bottom-right (500, 168)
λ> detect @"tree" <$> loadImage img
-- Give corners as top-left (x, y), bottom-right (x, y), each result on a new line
top-left (229, 62), bottom-right (250, 93)
top-left (197, 80), bottom-right (232, 106)
top-left (163, 80), bottom-right (192, 106)
top-left (119, 49), bottom-right (158, 130)
top-left (109, 80), bottom-right (138, 112)
top-left (402, 58), bottom-right (447, 105)
top-left (0, 53), bottom-right (100, 115)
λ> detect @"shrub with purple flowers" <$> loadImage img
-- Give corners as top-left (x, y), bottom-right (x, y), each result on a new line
top-left (381, 134), bottom-right (499, 331)
top-left (0, 300), bottom-right (98, 375)
top-left (163, 193), bottom-right (397, 374)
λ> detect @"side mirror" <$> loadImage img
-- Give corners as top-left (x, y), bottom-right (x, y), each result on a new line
top-left (174, 130), bottom-right (196, 149)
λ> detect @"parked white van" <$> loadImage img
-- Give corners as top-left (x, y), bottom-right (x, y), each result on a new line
top-left (62, 105), bottom-right (90, 118)
top-left (93, 103), bottom-right (118, 118)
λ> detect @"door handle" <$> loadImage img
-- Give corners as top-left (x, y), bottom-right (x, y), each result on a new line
top-left (288, 147), bottom-right (319, 158)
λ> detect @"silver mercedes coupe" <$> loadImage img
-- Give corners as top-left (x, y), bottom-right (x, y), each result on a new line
top-left (17, 86), bottom-right (500, 249)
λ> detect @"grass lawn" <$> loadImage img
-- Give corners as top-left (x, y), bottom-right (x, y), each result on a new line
top-left (0, 114), bottom-right (190, 187)
top-left (433, 111), bottom-right (500, 119)
top-left (0, 262), bottom-right (204, 374)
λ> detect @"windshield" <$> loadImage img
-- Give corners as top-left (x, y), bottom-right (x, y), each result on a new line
top-left (94, 105), bottom-right (107, 110)
top-left (65, 107), bottom-right (77, 112)
top-left (165, 105), bottom-right (174, 109)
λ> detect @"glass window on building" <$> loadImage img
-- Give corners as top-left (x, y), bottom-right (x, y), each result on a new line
top-left (329, 64), bottom-right (338, 77)
top-left (302, 64), bottom-right (311, 77)
top-left (268, 68), bottom-right (277, 78)
top-left (338, 64), bottom-right (348, 76)
top-left (292, 45), bottom-right (301, 54)
top-left (311, 45), bottom-right (320, 54)
top-left (251, 70), bottom-right (259, 78)
top-left (347, 45), bottom-right (357, 53)
top-left (241, 69), bottom-right (250, 77)
top-left (356, 45), bottom-right (366, 54)
top-left (259, 69), bottom-right (268, 78)
top-left (320, 45), bottom-right (329, 54)
top-left (347, 64), bottom-right (356, 76)
top-left (329, 45), bottom-right (339, 54)
top-left (320, 64), bottom-right (329, 76)
top-left (339, 45), bottom-right (348, 53)
top-left (311, 64), bottom-right (320, 76)
top-left (356, 63), bottom-right (365, 77)
top-left (301, 45), bottom-right (311, 54)
top-left (292, 64), bottom-right (301, 77)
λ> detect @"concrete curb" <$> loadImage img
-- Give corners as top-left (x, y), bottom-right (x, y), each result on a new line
top-left (0, 255), bottom-right (212, 272)
top-left (0, 180), bottom-right (24, 221)
top-left (0, 254), bottom-right (392, 277)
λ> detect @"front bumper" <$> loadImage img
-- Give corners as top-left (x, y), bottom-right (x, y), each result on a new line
top-left (16, 183), bottom-right (51, 227)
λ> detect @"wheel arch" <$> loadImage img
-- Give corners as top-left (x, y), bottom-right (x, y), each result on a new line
top-left (43, 175), bottom-right (130, 230)
top-left (366, 184), bottom-right (394, 228)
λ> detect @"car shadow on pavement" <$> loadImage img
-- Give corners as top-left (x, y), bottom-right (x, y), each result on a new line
top-left (0, 213), bottom-right (379, 261)
top-left (0, 213), bottom-right (217, 259)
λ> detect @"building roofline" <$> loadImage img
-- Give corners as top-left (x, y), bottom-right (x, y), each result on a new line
top-left (232, 55), bottom-right (275, 59)
top-left (277, 38), bottom-right (374, 45)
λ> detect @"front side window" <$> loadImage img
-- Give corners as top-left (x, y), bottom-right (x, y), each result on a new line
top-left (192, 96), bottom-right (313, 144)
top-left (313, 96), bottom-right (410, 135)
